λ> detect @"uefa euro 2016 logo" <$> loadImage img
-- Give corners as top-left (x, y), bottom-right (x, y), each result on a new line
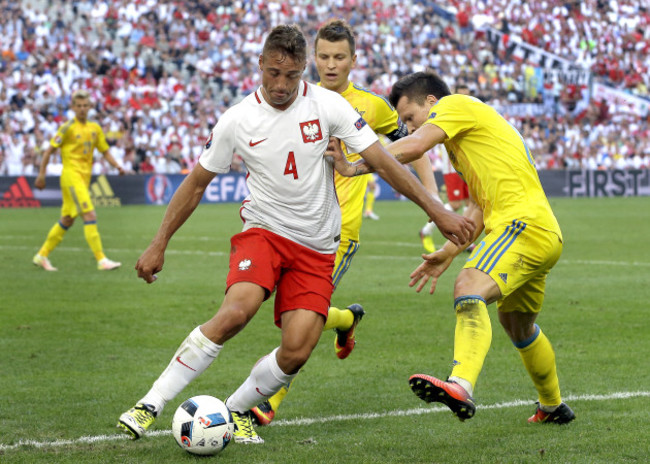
top-left (146, 175), bottom-right (173, 205)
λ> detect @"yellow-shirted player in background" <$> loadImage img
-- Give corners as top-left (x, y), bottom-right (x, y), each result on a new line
top-left (381, 70), bottom-right (575, 424)
top-left (33, 90), bottom-right (124, 271)
top-left (250, 19), bottom-right (444, 426)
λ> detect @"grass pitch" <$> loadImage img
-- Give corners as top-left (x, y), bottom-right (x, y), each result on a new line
top-left (1, 197), bottom-right (649, 463)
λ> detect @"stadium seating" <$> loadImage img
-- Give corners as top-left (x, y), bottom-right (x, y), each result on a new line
top-left (0, 0), bottom-right (647, 175)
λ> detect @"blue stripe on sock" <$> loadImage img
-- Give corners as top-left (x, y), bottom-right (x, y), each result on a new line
top-left (513, 324), bottom-right (540, 349)
top-left (454, 295), bottom-right (486, 307)
top-left (58, 220), bottom-right (70, 230)
top-left (84, 220), bottom-right (97, 225)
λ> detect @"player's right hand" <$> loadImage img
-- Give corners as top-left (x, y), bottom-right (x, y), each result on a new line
top-left (34, 175), bottom-right (46, 190)
top-left (135, 245), bottom-right (165, 284)
top-left (433, 209), bottom-right (475, 247)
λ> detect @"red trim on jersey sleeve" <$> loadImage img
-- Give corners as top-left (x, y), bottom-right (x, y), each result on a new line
top-left (254, 90), bottom-right (262, 104)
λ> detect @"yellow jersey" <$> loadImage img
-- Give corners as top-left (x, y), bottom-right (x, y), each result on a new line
top-left (51, 117), bottom-right (109, 179)
top-left (331, 81), bottom-right (407, 241)
top-left (424, 94), bottom-right (561, 239)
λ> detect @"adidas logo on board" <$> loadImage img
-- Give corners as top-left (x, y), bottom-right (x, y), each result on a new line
top-left (0, 176), bottom-right (41, 208)
top-left (90, 175), bottom-right (121, 207)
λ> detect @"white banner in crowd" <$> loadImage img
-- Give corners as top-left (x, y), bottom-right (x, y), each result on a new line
top-left (486, 28), bottom-right (582, 71)
top-left (484, 27), bottom-right (650, 118)
top-left (591, 83), bottom-right (649, 117)
top-left (486, 28), bottom-right (591, 87)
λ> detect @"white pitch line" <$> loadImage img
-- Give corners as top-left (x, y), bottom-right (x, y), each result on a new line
top-left (2, 244), bottom-right (649, 267)
top-left (1, 391), bottom-right (648, 452)
top-left (0, 244), bottom-right (228, 257)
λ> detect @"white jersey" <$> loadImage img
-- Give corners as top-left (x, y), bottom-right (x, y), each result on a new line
top-left (199, 81), bottom-right (378, 253)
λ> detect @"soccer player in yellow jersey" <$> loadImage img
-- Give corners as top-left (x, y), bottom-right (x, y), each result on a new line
top-left (33, 90), bottom-right (124, 271)
top-left (250, 19), bottom-right (445, 426)
top-left (332, 70), bottom-right (575, 424)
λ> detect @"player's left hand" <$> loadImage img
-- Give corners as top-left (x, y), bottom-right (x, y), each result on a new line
top-left (325, 136), bottom-right (357, 177)
top-left (324, 136), bottom-right (343, 162)
top-left (409, 249), bottom-right (454, 294)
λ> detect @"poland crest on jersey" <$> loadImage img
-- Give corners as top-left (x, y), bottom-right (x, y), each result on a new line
top-left (299, 119), bottom-right (323, 144)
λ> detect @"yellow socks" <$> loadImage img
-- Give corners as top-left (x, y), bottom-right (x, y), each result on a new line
top-left (364, 190), bottom-right (375, 215)
top-left (515, 324), bottom-right (562, 408)
top-left (449, 296), bottom-right (492, 391)
top-left (38, 221), bottom-right (68, 257)
top-left (84, 221), bottom-right (106, 261)
top-left (323, 306), bottom-right (354, 331)
top-left (38, 219), bottom-right (110, 263)
top-left (268, 380), bottom-right (293, 411)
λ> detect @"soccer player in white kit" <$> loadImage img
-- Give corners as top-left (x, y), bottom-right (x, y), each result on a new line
top-left (117, 24), bottom-right (475, 444)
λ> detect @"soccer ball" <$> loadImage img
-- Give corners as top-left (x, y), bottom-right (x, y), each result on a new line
top-left (171, 395), bottom-right (235, 456)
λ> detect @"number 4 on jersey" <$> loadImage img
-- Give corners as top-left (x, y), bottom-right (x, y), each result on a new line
top-left (284, 151), bottom-right (298, 179)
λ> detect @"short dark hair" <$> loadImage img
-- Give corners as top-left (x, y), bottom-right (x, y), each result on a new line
top-left (315, 18), bottom-right (356, 55)
top-left (389, 71), bottom-right (451, 107)
top-left (263, 24), bottom-right (307, 64)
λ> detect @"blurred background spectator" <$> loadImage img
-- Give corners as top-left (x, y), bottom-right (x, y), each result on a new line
top-left (1, 0), bottom-right (648, 176)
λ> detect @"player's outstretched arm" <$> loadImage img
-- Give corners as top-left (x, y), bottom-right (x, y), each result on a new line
top-left (136, 164), bottom-right (216, 283)
top-left (358, 141), bottom-right (475, 246)
top-left (385, 123), bottom-right (447, 165)
top-left (101, 149), bottom-right (126, 175)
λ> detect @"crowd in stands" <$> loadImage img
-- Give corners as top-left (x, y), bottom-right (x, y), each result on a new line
top-left (1, 0), bottom-right (648, 177)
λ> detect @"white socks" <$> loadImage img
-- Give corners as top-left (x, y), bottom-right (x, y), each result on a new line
top-left (421, 221), bottom-right (436, 235)
top-left (138, 330), bottom-right (297, 417)
top-left (140, 326), bottom-right (222, 414)
top-left (226, 347), bottom-right (297, 413)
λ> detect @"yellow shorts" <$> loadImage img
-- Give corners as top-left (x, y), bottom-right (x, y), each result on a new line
top-left (464, 220), bottom-right (562, 313)
top-left (60, 170), bottom-right (94, 218)
top-left (336, 173), bottom-right (367, 242)
top-left (332, 236), bottom-right (359, 289)
top-left (331, 173), bottom-right (369, 288)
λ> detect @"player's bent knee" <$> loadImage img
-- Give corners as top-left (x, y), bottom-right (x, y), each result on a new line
top-left (60, 216), bottom-right (75, 228)
top-left (454, 269), bottom-right (501, 303)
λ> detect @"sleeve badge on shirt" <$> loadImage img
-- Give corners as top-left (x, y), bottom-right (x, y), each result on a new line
top-left (300, 119), bottom-right (323, 143)
top-left (204, 131), bottom-right (213, 149)
top-left (354, 117), bottom-right (367, 130)
top-left (427, 112), bottom-right (437, 120)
